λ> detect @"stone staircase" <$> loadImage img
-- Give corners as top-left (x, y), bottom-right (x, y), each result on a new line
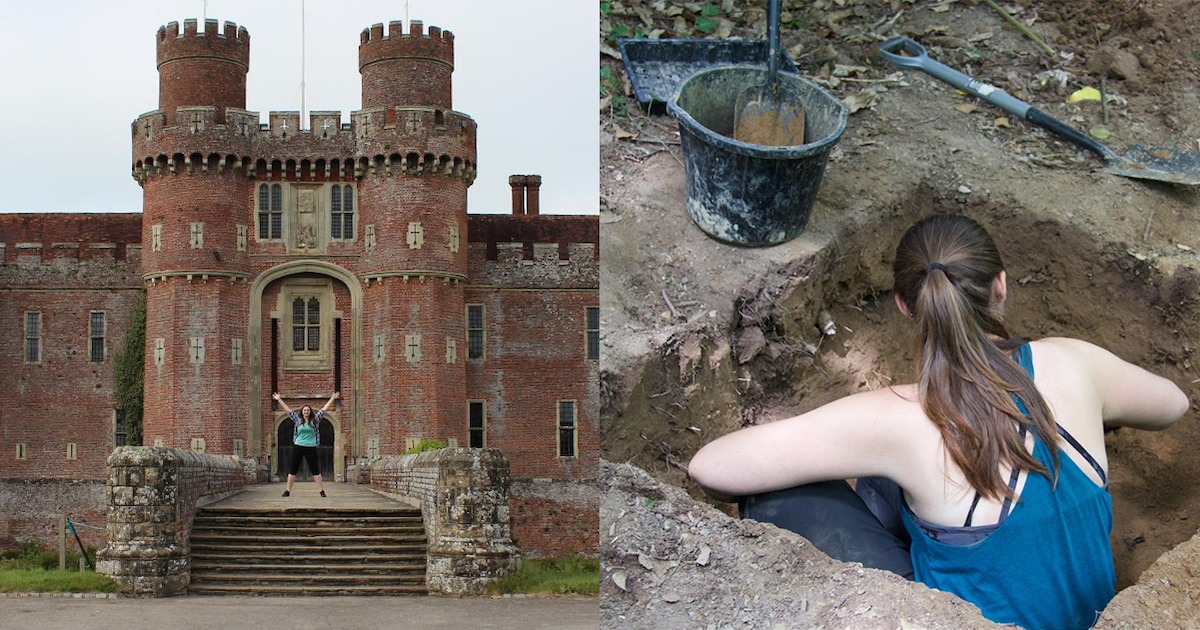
top-left (188, 506), bottom-right (428, 595)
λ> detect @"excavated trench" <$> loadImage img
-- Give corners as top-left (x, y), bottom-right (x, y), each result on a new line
top-left (603, 185), bottom-right (1200, 595)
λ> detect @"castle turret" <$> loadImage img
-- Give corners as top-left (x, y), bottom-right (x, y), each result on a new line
top-left (359, 20), bottom-right (454, 110)
top-left (157, 19), bottom-right (249, 124)
top-left (356, 20), bottom-right (472, 455)
top-left (137, 19), bottom-right (253, 455)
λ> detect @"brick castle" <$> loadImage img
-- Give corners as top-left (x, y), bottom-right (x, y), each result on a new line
top-left (1, 18), bottom-right (598, 557)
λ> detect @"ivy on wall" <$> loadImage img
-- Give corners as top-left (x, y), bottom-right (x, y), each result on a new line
top-left (113, 294), bottom-right (146, 447)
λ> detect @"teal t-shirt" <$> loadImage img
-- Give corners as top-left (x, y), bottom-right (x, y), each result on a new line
top-left (294, 422), bottom-right (318, 447)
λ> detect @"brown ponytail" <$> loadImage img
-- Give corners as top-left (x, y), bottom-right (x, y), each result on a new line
top-left (893, 215), bottom-right (1058, 501)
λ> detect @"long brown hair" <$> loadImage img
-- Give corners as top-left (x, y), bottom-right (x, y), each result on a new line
top-left (893, 214), bottom-right (1058, 500)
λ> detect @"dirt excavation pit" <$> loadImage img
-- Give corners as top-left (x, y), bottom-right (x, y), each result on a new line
top-left (601, 188), bottom-right (1200, 625)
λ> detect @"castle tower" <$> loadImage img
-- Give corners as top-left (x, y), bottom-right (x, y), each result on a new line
top-left (157, 19), bottom-right (249, 124)
top-left (135, 19), bottom-right (253, 454)
top-left (356, 21), bottom-right (476, 454)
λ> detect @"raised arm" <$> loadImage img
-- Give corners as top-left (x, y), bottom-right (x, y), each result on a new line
top-left (321, 391), bottom-right (341, 412)
top-left (688, 386), bottom-right (915, 502)
top-left (272, 392), bottom-right (293, 414)
top-left (1055, 338), bottom-right (1189, 430)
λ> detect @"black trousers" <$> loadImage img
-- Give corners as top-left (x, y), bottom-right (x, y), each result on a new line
top-left (738, 477), bottom-right (915, 580)
top-left (289, 445), bottom-right (320, 476)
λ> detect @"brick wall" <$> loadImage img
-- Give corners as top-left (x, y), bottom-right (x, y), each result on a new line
top-left (370, 447), bottom-right (518, 595)
top-left (510, 479), bottom-right (599, 558)
top-left (97, 447), bottom-right (246, 596)
top-left (0, 479), bottom-right (106, 550)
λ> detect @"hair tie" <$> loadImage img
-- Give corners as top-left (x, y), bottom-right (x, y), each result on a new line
top-left (925, 262), bottom-right (948, 274)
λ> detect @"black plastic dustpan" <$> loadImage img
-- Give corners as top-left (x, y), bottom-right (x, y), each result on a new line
top-left (619, 38), bottom-right (799, 114)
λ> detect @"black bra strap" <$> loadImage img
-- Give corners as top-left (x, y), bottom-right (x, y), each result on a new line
top-left (964, 425), bottom-right (1027, 527)
top-left (1056, 424), bottom-right (1108, 487)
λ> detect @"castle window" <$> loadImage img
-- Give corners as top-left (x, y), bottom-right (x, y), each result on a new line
top-left (469, 401), bottom-right (486, 448)
top-left (24, 311), bottom-right (42, 364)
top-left (365, 225), bottom-right (377, 251)
top-left (66, 443), bottom-right (78, 460)
top-left (292, 297), bottom-right (321, 352)
top-left (231, 338), bottom-right (243, 365)
top-left (467, 305), bottom-right (485, 360)
top-left (367, 438), bottom-right (380, 459)
top-left (557, 401), bottom-right (577, 458)
top-left (151, 224), bottom-right (162, 252)
top-left (237, 225), bottom-right (248, 251)
top-left (407, 222), bottom-right (424, 249)
top-left (405, 334), bottom-right (422, 363)
top-left (190, 438), bottom-right (205, 453)
top-left (190, 223), bottom-right (204, 249)
top-left (445, 337), bottom-right (457, 364)
top-left (233, 439), bottom-right (244, 458)
top-left (586, 307), bottom-right (600, 361)
top-left (114, 410), bottom-right (127, 447)
top-left (258, 183), bottom-right (283, 240)
top-left (89, 311), bottom-right (106, 363)
top-left (330, 185), bottom-right (354, 240)
top-left (154, 437), bottom-right (165, 447)
top-left (449, 225), bottom-right (460, 253)
top-left (15, 443), bottom-right (26, 460)
top-left (154, 338), bottom-right (165, 367)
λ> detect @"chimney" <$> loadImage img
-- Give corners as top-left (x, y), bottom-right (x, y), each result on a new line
top-left (508, 175), bottom-right (526, 215)
top-left (525, 175), bottom-right (542, 216)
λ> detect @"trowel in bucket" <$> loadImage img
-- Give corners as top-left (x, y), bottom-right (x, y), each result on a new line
top-left (732, 0), bottom-right (805, 146)
top-left (880, 36), bottom-right (1200, 186)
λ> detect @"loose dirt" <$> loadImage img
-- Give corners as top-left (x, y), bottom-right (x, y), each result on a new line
top-left (601, 0), bottom-right (1200, 625)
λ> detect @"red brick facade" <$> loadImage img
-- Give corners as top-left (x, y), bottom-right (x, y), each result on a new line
top-left (1, 17), bottom-right (596, 556)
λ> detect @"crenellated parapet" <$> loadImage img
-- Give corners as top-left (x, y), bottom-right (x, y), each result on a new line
top-left (0, 214), bottom-right (143, 288)
top-left (156, 19), bottom-right (249, 125)
top-left (132, 105), bottom-right (476, 185)
top-left (360, 21), bottom-right (455, 110)
top-left (465, 215), bottom-right (599, 289)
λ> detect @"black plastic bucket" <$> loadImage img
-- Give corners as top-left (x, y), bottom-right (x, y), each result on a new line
top-left (669, 66), bottom-right (848, 246)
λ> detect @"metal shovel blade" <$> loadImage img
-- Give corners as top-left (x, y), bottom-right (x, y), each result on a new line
top-left (1106, 146), bottom-right (1200, 186)
top-left (733, 89), bottom-right (806, 146)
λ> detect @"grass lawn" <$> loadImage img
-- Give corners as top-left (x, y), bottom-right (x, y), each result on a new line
top-left (0, 569), bottom-right (119, 593)
top-left (488, 556), bottom-right (599, 595)
top-left (0, 544), bottom-right (118, 593)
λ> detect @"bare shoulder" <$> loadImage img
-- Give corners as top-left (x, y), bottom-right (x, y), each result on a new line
top-left (1028, 337), bottom-right (1112, 370)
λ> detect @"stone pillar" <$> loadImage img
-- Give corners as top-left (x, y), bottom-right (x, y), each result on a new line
top-left (97, 447), bottom-right (245, 597)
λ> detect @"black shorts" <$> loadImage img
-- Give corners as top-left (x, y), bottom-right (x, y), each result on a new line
top-left (290, 445), bottom-right (320, 476)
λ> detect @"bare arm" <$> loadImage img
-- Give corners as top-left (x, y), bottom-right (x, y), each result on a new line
top-left (688, 387), bottom-right (914, 501)
top-left (1058, 338), bottom-right (1189, 430)
top-left (321, 391), bottom-right (341, 413)
top-left (272, 392), bottom-right (293, 414)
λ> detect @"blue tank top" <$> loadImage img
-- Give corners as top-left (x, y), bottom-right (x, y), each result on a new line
top-left (900, 343), bottom-right (1115, 630)
top-left (294, 422), bottom-right (318, 447)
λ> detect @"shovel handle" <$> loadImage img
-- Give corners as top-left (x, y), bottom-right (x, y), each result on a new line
top-left (767, 0), bottom-right (780, 84)
top-left (880, 36), bottom-right (1115, 160)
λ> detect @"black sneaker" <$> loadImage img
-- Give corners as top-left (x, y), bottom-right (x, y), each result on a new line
top-left (319, 490), bottom-right (327, 497)
top-left (282, 490), bottom-right (290, 497)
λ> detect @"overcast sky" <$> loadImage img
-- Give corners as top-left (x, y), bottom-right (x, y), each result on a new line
top-left (0, 1), bottom-right (597, 215)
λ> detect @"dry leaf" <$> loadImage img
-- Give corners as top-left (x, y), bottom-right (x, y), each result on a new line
top-left (932, 3), bottom-right (952, 13)
top-left (614, 126), bottom-right (637, 141)
top-left (1089, 126), bottom-right (1111, 139)
top-left (1068, 87), bottom-right (1102, 103)
top-left (995, 116), bottom-right (1011, 128)
top-left (843, 90), bottom-right (879, 114)
top-left (955, 103), bottom-right (978, 114)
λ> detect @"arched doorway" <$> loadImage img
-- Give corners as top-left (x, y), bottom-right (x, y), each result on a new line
top-left (276, 416), bottom-right (336, 481)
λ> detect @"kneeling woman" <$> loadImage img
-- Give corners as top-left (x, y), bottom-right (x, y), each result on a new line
top-left (689, 215), bottom-right (1188, 630)
top-left (273, 391), bottom-right (340, 497)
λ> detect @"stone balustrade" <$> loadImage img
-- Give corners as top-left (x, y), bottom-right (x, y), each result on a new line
top-left (96, 447), bottom-right (248, 596)
top-left (370, 448), bottom-right (518, 594)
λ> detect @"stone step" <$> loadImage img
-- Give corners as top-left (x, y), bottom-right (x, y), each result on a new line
top-left (187, 584), bottom-right (428, 596)
top-left (191, 562), bottom-right (425, 575)
top-left (190, 534), bottom-right (427, 545)
top-left (191, 543), bottom-right (427, 554)
top-left (190, 552), bottom-right (427, 561)
top-left (199, 508), bottom-right (420, 519)
top-left (194, 516), bottom-right (423, 527)
top-left (192, 525), bottom-right (425, 536)
top-left (191, 573), bottom-right (427, 585)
